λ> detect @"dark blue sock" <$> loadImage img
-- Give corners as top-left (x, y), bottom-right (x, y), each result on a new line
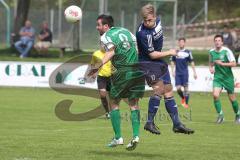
top-left (147, 95), bottom-right (161, 123)
top-left (164, 97), bottom-right (181, 126)
top-left (184, 93), bottom-right (190, 104)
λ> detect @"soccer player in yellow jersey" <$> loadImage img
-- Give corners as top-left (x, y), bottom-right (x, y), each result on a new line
top-left (91, 46), bottom-right (112, 118)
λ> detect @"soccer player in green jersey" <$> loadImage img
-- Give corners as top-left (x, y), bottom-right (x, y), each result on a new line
top-left (209, 34), bottom-right (240, 124)
top-left (89, 14), bottom-right (145, 150)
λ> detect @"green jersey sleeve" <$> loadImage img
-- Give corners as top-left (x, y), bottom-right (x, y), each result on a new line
top-left (101, 33), bottom-right (115, 51)
top-left (225, 47), bottom-right (236, 62)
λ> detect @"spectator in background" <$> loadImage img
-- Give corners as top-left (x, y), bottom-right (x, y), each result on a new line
top-left (221, 25), bottom-right (233, 50)
top-left (14, 20), bottom-right (35, 58)
top-left (34, 21), bottom-right (52, 55)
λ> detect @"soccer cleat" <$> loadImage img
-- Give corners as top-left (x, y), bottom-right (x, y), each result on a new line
top-left (107, 137), bottom-right (124, 147)
top-left (105, 113), bottom-right (110, 119)
top-left (126, 136), bottom-right (139, 151)
top-left (216, 115), bottom-right (224, 124)
top-left (144, 122), bottom-right (160, 135)
top-left (173, 123), bottom-right (194, 134)
top-left (235, 115), bottom-right (240, 124)
top-left (181, 98), bottom-right (186, 108)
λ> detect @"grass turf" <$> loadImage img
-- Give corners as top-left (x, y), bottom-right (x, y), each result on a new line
top-left (0, 87), bottom-right (240, 160)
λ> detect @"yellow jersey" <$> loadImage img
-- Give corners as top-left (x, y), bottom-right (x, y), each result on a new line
top-left (90, 50), bottom-right (112, 77)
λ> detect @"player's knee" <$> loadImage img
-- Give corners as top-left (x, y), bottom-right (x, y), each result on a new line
top-left (99, 90), bottom-right (107, 97)
top-left (228, 93), bottom-right (236, 101)
top-left (111, 104), bottom-right (119, 110)
top-left (164, 89), bottom-right (174, 98)
top-left (176, 88), bottom-right (182, 93)
top-left (213, 93), bottom-right (219, 99)
top-left (130, 106), bottom-right (139, 110)
top-left (176, 86), bottom-right (181, 90)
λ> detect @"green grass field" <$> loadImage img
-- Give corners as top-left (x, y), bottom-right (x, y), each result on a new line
top-left (0, 87), bottom-right (240, 160)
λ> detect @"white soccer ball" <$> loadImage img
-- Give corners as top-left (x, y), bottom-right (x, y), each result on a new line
top-left (64, 5), bottom-right (82, 23)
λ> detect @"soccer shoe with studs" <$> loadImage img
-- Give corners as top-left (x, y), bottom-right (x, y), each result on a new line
top-left (107, 137), bottom-right (124, 147)
top-left (126, 136), bottom-right (139, 151)
top-left (216, 115), bottom-right (224, 124)
top-left (173, 123), bottom-right (194, 134)
top-left (235, 115), bottom-right (240, 124)
top-left (181, 98), bottom-right (186, 108)
top-left (105, 112), bottom-right (110, 119)
top-left (144, 122), bottom-right (160, 135)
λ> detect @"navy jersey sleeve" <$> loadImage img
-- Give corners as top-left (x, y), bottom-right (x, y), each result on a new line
top-left (136, 31), bottom-right (154, 55)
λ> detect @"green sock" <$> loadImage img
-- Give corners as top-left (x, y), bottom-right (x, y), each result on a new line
top-left (231, 100), bottom-right (239, 115)
top-left (110, 109), bottom-right (121, 139)
top-left (214, 100), bottom-right (223, 115)
top-left (131, 110), bottom-right (140, 138)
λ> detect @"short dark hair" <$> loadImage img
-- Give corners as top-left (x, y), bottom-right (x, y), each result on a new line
top-left (178, 37), bottom-right (186, 42)
top-left (214, 34), bottom-right (223, 41)
top-left (97, 14), bottom-right (114, 28)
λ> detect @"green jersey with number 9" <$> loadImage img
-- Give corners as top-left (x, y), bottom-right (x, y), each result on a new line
top-left (100, 27), bottom-right (145, 99)
top-left (101, 27), bottom-right (138, 69)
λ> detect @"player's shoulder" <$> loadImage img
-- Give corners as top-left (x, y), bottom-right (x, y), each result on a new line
top-left (100, 32), bottom-right (111, 44)
top-left (136, 24), bottom-right (147, 39)
top-left (209, 48), bottom-right (215, 54)
top-left (183, 49), bottom-right (191, 53)
top-left (222, 46), bottom-right (233, 54)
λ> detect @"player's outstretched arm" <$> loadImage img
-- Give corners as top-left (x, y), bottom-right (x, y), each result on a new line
top-left (149, 49), bottom-right (177, 59)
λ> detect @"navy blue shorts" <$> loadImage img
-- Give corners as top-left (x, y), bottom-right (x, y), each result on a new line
top-left (139, 61), bottom-right (171, 86)
top-left (175, 74), bottom-right (188, 86)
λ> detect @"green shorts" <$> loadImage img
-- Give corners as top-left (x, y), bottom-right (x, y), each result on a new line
top-left (109, 70), bottom-right (145, 100)
top-left (213, 78), bottom-right (234, 94)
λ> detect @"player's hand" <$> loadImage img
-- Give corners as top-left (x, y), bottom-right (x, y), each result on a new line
top-left (193, 73), bottom-right (197, 79)
top-left (91, 72), bottom-right (98, 79)
top-left (169, 49), bottom-right (177, 56)
top-left (214, 60), bottom-right (223, 66)
top-left (209, 67), bottom-right (215, 74)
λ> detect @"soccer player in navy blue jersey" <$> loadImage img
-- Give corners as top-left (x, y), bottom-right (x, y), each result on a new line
top-left (170, 38), bottom-right (197, 108)
top-left (136, 4), bottom-right (194, 135)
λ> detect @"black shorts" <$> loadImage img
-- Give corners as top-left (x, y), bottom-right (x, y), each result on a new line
top-left (97, 75), bottom-right (111, 91)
